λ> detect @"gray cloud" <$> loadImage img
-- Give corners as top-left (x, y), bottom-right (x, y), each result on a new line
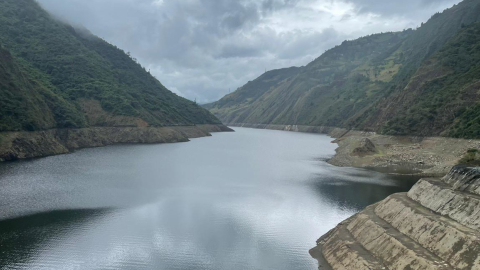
top-left (348, 0), bottom-right (458, 17)
top-left (38, 0), bottom-right (461, 103)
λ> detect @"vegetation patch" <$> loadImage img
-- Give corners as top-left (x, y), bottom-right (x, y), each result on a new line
top-left (458, 148), bottom-right (480, 165)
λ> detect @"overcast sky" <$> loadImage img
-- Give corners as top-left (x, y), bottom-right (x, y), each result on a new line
top-left (38, 0), bottom-right (461, 103)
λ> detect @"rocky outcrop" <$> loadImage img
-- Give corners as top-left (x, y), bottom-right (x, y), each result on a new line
top-left (310, 165), bottom-right (480, 270)
top-left (352, 138), bottom-right (378, 156)
top-left (0, 124), bottom-right (232, 161)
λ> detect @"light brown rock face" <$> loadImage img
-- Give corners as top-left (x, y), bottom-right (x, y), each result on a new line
top-left (0, 124), bottom-right (233, 161)
top-left (310, 166), bottom-right (480, 270)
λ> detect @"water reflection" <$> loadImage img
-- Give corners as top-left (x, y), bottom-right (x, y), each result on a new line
top-left (0, 208), bottom-right (111, 268)
top-left (0, 128), bottom-right (418, 270)
top-left (312, 171), bottom-right (418, 212)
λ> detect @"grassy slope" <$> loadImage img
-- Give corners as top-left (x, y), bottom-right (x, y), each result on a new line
top-left (0, 0), bottom-right (220, 132)
top-left (207, 0), bottom-right (480, 138)
top-left (208, 31), bottom-right (412, 126)
top-left (363, 23), bottom-right (480, 138)
top-left (203, 66), bottom-right (302, 123)
top-left (353, 0), bottom-right (480, 135)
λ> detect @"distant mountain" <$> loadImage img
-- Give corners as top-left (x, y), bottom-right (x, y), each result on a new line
top-left (203, 66), bottom-right (302, 122)
top-left (0, 0), bottom-right (220, 132)
top-left (206, 0), bottom-right (480, 139)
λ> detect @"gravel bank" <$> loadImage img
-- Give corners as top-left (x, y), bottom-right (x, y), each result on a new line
top-left (228, 123), bottom-right (480, 176)
top-left (328, 131), bottom-right (480, 176)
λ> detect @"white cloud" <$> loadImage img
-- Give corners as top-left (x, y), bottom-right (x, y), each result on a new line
top-left (38, 0), bottom-right (461, 103)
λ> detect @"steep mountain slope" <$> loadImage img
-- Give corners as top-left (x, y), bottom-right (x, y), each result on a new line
top-left (203, 66), bottom-right (302, 122)
top-left (358, 22), bottom-right (480, 138)
top-left (354, 0), bottom-right (480, 136)
top-left (207, 31), bottom-right (412, 125)
top-left (207, 0), bottom-right (480, 138)
top-left (0, 0), bottom-right (220, 132)
top-left (0, 45), bottom-right (81, 131)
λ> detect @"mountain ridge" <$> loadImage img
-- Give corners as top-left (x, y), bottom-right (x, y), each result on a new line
top-left (0, 0), bottom-right (231, 162)
top-left (0, 0), bottom-right (221, 132)
top-left (206, 0), bottom-right (480, 139)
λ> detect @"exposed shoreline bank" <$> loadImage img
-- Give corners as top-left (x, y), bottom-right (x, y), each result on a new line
top-left (309, 165), bottom-right (480, 270)
top-left (227, 123), bottom-right (480, 176)
top-left (0, 124), bottom-right (233, 162)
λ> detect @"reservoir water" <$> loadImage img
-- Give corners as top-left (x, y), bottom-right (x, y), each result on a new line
top-left (0, 127), bottom-right (418, 270)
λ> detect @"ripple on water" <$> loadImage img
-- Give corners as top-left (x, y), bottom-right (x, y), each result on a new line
top-left (0, 128), bottom-right (419, 270)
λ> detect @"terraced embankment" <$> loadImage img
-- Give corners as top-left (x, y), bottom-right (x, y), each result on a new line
top-left (310, 165), bottom-right (480, 270)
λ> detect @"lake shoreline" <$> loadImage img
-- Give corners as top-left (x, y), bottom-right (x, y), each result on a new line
top-left (0, 126), bottom-right (417, 270)
top-left (0, 124), bottom-right (233, 162)
top-left (226, 123), bottom-right (480, 177)
top-left (309, 165), bottom-right (480, 270)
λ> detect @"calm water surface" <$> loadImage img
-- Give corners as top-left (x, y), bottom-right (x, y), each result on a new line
top-left (0, 127), bottom-right (418, 270)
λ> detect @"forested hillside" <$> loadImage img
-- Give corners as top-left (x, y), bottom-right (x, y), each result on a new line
top-left (0, 0), bottom-right (220, 132)
top-left (206, 0), bottom-right (480, 139)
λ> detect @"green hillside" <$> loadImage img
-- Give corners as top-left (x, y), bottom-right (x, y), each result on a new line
top-left (206, 0), bottom-right (480, 138)
top-left (203, 66), bottom-right (302, 122)
top-left (206, 31), bottom-right (412, 126)
top-left (0, 45), bottom-right (83, 131)
top-left (362, 22), bottom-right (480, 138)
top-left (0, 0), bottom-right (220, 132)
